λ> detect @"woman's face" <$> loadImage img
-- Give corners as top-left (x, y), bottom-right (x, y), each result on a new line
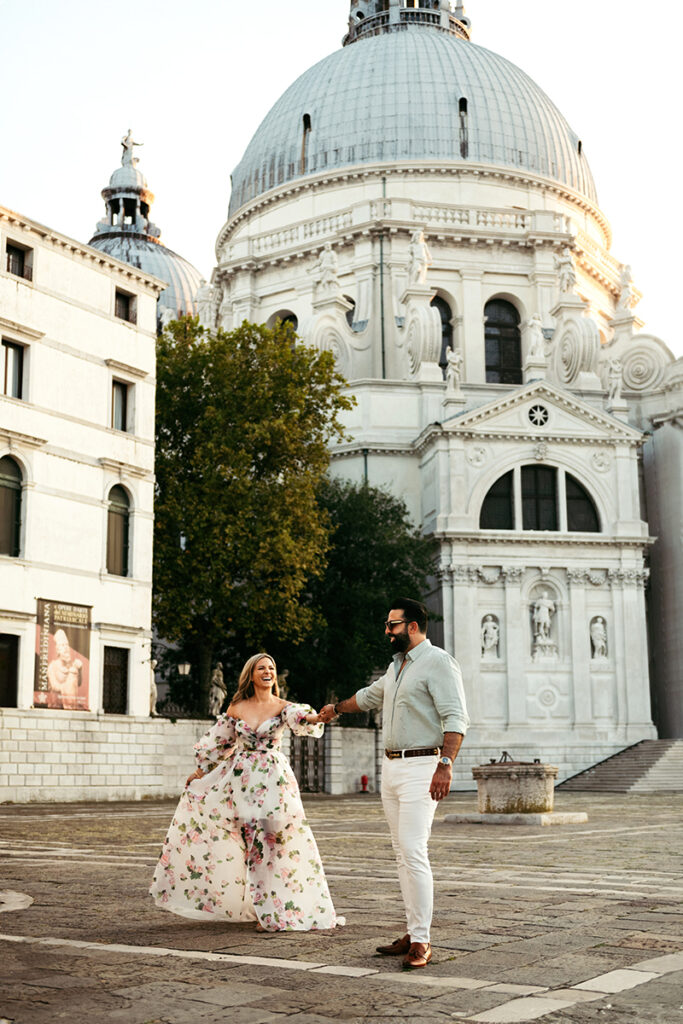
top-left (251, 657), bottom-right (276, 693)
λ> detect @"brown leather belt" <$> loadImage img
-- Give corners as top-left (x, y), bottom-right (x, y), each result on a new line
top-left (385, 747), bottom-right (440, 760)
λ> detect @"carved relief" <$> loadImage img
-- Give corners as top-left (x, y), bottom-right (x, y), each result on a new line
top-left (466, 446), bottom-right (487, 467)
top-left (592, 451), bottom-right (612, 473)
top-left (620, 343), bottom-right (667, 392)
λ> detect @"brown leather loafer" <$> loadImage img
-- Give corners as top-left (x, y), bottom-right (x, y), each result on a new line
top-left (376, 933), bottom-right (411, 956)
top-left (402, 942), bottom-right (432, 969)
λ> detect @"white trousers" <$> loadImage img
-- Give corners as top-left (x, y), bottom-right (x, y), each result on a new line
top-left (381, 754), bottom-right (438, 944)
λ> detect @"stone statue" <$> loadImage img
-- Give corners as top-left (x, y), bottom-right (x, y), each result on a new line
top-left (527, 314), bottom-right (546, 360)
top-left (310, 242), bottom-right (340, 292)
top-left (158, 306), bottom-right (175, 330)
top-left (607, 358), bottom-right (623, 403)
top-left (208, 662), bottom-right (227, 717)
top-left (121, 129), bottom-right (142, 167)
top-left (196, 279), bottom-right (214, 328)
top-left (616, 265), bottom-right (634, 313)
top-left (445, 345), bottom-right (463, 391)
top-left (480, 615), bottom-right (499, 660)
top-left (149, 659), bottom-right (158, 717)
top-left (408, 229), bottom-right (432, 285)
top-left (218, 288), bottom-right (232, 329)
top-left (555, 247), bottom-right (576, 294)
top-left (532, 591), bottom-right (556, 640)
top-left (590, 617), bottom-right (608, 660)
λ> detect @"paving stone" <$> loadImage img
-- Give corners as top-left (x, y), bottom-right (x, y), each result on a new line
top-left (574, 968), bottom-right (661, 992)
top-left (467, 995), bottom-right (586, 1021)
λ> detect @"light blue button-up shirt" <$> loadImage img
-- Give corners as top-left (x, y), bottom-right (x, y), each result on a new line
top-left (355, 639), bottom-right (469, 751)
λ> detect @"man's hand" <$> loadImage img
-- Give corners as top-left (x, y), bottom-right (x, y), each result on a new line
top-left (318, 704), bottom-right (337, 724)
top-left (429, 763), bottom-right (452, 802)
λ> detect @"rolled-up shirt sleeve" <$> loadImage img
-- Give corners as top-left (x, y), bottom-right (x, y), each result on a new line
top-left (427, 652), bottom-right (470, 735)
top-left (355, 669), bottom-right (389, 711)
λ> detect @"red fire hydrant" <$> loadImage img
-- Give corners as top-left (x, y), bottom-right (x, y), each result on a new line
top-left (360, 775), bottom-right (369, 793)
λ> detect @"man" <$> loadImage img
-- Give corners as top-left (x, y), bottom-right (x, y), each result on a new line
top-left (320, 597), bottom-right (469, 969)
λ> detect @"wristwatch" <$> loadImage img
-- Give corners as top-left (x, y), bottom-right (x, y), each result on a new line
top-left (439, 755), bottom-right (453, 767)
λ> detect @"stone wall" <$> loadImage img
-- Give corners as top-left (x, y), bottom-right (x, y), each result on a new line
top-left (0, 709), bottom-right (209, 803)
top-left (0, 709), bottom-right (631, 803)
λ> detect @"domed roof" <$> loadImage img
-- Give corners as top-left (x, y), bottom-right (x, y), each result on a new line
top-left (229, 27), bottom-right (596, 217)
top-left (89, 235), bottom-right (203, 321)
top-left (90, 133), bottom-right (203, 322)
top-left (109, 164), bottom-right (148, 190)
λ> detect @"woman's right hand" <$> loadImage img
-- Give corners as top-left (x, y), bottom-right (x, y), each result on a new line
top-left (186, 769), bottom-right (204, 787)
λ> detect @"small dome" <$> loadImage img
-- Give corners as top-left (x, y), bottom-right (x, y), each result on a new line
top-left (90, 236), bottom-right (202, 321)
top-left (229, 28), bottom-right (596, 217)
top-left (109, 164), bottom-right (147, 191)
top-left (90, 133), bottom-right (203, 322)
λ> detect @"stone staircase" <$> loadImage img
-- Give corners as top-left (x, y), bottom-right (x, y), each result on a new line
top-left (559, 739), bottom-right (683, 793)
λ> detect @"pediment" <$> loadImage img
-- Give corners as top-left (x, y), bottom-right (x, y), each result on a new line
top-left (443, 381), bottom-right (643, 445)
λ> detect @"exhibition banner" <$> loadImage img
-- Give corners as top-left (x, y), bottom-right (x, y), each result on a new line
top-left (34, 599), bottom-right (91, 710)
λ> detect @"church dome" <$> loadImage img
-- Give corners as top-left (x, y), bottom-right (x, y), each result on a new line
top-left (89, 132), bottom-right (202, 324)
top-left (229, 21), bottom-right (596, 217)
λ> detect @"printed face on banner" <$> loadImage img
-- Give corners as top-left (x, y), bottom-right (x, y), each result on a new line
top-left (34, 600), bottom-right (91, 710)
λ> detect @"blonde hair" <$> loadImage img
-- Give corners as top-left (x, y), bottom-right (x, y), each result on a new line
top-left (232, 653), bottom-right (280, 704)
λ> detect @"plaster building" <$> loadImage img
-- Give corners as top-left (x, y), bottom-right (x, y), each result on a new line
top-left (89, 132), bottom-right (203, 329)
top-left (206, 0), bottom-right (683, 782)
top-left (0, 206), bottom-right (206, 801)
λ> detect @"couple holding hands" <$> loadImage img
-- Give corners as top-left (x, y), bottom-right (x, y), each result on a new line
top-left (150, 597), bottom-right (469, 970)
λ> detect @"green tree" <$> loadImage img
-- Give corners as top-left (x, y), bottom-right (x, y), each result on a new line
top-left (263, 478), bottom-right (438, 709)
top-left (153, 317), bottom-right (353, 708)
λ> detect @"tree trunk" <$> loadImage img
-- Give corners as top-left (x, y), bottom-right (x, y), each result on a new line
top-left (198, 642), bottom-right (214, 716)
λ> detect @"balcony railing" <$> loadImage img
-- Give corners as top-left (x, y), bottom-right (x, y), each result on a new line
top-left (346, 8), bottom-right (470, 44)
top-left (6, 253), bottom-right (32, 281)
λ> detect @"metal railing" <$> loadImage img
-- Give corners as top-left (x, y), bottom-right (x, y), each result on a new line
top-left (6, 253), bottom-right (32, 281)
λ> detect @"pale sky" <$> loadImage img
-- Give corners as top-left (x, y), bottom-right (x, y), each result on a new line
top-left (1, 0), bottom-right (680, 355)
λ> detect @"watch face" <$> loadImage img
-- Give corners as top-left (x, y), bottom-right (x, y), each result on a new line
top-left (440, 756), bottom-right (451, 766)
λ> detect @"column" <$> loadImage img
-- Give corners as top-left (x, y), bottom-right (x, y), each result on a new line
top-left (567, 570), bottom-right (591, 727)
top-left (460, 269), bottom-right (485, 382)
top-left (502, 567), bottom-right (525, 726)
top-left (451, 566), bottom-right (479, 723)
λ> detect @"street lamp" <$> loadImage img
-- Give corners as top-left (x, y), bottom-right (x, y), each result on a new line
top-left (178, 661), bottom-right (191, 677)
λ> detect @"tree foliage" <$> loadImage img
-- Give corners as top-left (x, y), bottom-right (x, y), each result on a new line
top-left (153, 318), bottom-right (353, 704)
top-left (263, 478), bottom-right (438, 709)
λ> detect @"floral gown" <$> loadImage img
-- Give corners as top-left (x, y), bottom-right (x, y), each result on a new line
top-left (150, 704), bottom-right (341, 931)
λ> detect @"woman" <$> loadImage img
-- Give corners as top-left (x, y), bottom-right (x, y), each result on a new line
top-left (150, 653), bottom-right (341, 932)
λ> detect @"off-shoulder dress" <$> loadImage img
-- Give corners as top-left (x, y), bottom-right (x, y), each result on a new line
top-left (150, 703), bottom-right (341, 931)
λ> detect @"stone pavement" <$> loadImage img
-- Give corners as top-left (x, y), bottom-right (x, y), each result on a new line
top-left (0, 792), bottom-right (682, 1023)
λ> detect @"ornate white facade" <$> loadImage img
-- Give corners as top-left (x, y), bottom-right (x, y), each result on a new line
top-left (209, 0), bottom-right (683, 777)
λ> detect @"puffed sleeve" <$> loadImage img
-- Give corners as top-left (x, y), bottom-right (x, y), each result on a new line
top-left (282, 703), bottom-right (324, 738)
top-left (193, 714), bottom-right (237, 772)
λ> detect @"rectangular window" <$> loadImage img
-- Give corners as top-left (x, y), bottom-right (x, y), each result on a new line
top-left (6, 242), bottom-right (33, 282)
top-left (112, 380), bottom-right (129, 432)
top-left (0, 634), bottom-right (19, 708)
top-left (115, 290), bottom-right (136, 324)
top-left (2, 340), bottom-right (24, 399)
top-left (522, 466), bottom-right (558, 531)
top-left (103, 646), bottom-right (129, 714)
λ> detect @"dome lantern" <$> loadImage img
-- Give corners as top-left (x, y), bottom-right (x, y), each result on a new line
top-left (344, 0), bottom-right (470, 46)
top-left (90, 133), bottom-right (203, 326)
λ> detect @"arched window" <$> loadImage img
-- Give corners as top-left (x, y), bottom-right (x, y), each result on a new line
top-left (566, 473), bottom-right (600, 532)
top-left (344, 296), bottom-right (356, 329)
top-left (480, 466), bottom-right (600, 533)
top-left (479, 470), bottom-right (513, 529)
top-left (0, 456), bottom-right (22, 557)
top-left (430, 296), bottom-right (453, 375)
top-left (107, 485), bottom-right (130, 577)
top-left (484, 300), bottom-right (522, 385)
top-left (301, 113), bottom-right (312, 174)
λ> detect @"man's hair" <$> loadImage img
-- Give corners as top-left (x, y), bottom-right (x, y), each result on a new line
top-left (390, 597), bottom-right (428, 633)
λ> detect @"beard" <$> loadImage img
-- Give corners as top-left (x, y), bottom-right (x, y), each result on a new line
top-left (389, 631), bottom-right (410, 654)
